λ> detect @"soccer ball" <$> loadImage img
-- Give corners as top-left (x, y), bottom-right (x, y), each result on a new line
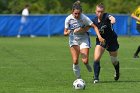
top-left (73, 79), bottom-right (86, 90)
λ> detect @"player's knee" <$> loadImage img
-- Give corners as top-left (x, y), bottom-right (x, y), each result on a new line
top-left (82, 58), bottom-right (88, 64)
top-left (94, 55), bottom-right (101, 62)
top-left (81, 54), bottom-right (88, 64)
top-left (94, 57), bottom-right (100, 62)
top-left (110, 56), bottom-right (119, 65)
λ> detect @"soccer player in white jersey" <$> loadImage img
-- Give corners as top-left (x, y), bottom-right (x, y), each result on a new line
top-left (64, 1), bottom-right (105, 79)
top-left (17, 4), bottom-right (29, 38)
top-left (17, 4), bottom-right (35, 38)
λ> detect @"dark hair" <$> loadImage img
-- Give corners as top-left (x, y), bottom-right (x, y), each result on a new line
top-left (96, 3), bottom-right (105, 9)
top-left (72, 0), bottom-right (82, 12)
top-left (25, 4), bottom-right (30, 8)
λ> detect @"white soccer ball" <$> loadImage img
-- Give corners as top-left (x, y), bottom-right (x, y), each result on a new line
top-left (73, 79), bottom-right (86, 90)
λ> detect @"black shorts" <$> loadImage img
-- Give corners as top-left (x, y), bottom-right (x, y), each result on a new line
top-left (136, 24), bottom-right (140, 33)
top-left (96, 38), bottom-right (119, 52)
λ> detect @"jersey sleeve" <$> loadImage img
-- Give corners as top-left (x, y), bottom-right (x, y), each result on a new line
top-left (104, 13), bottom-right (110, 20)
top-left (82, 14), bottom-right (93, 26)
top-left (92, 18), bottom-right (96, 25)
top-left (65, 16), bottom-right (69, 29)
top-left (22, 9), bottom-right (29, 16)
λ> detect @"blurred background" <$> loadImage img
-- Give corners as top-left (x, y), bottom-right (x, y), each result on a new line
top-left (0, 1), bottom-right (140, 92)
top-left (0, 0), bottom-right (140, 37)
top-left (0, 0), bottom-right (140, 14)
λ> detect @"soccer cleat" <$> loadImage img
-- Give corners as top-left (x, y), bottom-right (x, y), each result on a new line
top-left (114, 62), bottom-right (120, 81)
top-left (133, 55), bottom-right (139, 58)
top-left (30, 35), bottom-right (36, 38)
top-left (93, 80), bottom-right (99, 84)
top-left (17, 35), bottom-right (21, 38)
top-left (114, 72), bottom-right (120, 81)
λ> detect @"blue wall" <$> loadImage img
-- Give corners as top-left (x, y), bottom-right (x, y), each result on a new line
top-left (0, 14), bottom-right (139, 37)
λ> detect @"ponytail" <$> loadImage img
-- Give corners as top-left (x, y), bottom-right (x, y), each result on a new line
top-left (72, 0), bottom-right (82, 12)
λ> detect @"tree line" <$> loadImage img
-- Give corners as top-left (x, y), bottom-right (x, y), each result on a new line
top-left (0, 0), bottom-right (140, 14)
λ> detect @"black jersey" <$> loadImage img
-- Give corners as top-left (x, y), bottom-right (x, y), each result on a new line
top-left (92, 13), bottom-right (117, 41)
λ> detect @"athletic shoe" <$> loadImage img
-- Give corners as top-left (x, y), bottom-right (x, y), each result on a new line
top-left (30, 35), bottom-right (36, 38)
top-left (93, 79), bottom-right (99, 84)
top-left (114, 62), bottom-right (120, 81)
top-left (133, 55), bottom-right (139, 58)
top-left (114, 72), bottom-right (120, 81)
top-left (17, 35), bottom-right (20, 38)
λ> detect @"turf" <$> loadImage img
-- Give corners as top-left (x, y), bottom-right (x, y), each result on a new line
top-left (0, 36), bottom-right (139, 93)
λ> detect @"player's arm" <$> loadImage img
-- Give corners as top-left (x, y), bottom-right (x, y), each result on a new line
top-left (74, 26), bottom-right (90, 33)
top-left (131, 13), bottom-right (140, 22)
top-left (90, 23), bottom-right (105, 45)
top-left (64, 28), bottom-right (71, 36)
top-left (131, 7), bottom-right (140, 22)
top-left (64, 17), bottom-right (71, 36)
top-left (74, 14), bottom-right (91, 33)
top-left (108, 15), bottom-right (116, 24)
top-left (84, 26), bottom-right (91, 31)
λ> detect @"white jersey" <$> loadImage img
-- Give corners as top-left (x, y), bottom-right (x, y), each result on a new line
top-left (22, 8), bottom-right (29, 16)
top-left (65, 14), bottom-right (93, 48)
top-left (21, 8), bottom-right (29, 23)
top-left (65, 14), bottom-right (93, 37)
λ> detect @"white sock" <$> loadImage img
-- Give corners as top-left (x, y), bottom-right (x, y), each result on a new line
top-left (85, 64), bottom-right (92, 72)
top-left (73, 64), bottom-right (81, 78)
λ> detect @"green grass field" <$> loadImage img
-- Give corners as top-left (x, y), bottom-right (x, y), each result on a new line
top-left (0, 36), bottom-right (139, 93)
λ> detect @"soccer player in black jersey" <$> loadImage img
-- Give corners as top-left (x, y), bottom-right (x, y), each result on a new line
top-left (92, 3), bottom-right (120, 83)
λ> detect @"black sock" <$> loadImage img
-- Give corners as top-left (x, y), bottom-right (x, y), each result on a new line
top-left (134, 46), bottom-right (140, 56)
top-left (93, 61), bottom-right (100, 80)
top-left (114, 62), bottom-right (120, 74)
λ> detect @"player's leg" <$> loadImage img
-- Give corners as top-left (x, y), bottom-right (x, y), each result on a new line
top-left (17, 17), bottom-right (27, 38)
top-left (109, 51), bottom-right (120, 81)
top-left (80, 48), bottom-right (92, 72)
top-left (80, 38), bottom-right (92, 72)
top-left (93, 45), bottom-right (105, 83)
top-left (17, 25), bottom-right (23, 38)
top-left (70, 45), bottom-right (81, 78)
top-left (134, 45), bottom-right (140, 58)
top-left (134, 25), bottom-right (140, 58)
